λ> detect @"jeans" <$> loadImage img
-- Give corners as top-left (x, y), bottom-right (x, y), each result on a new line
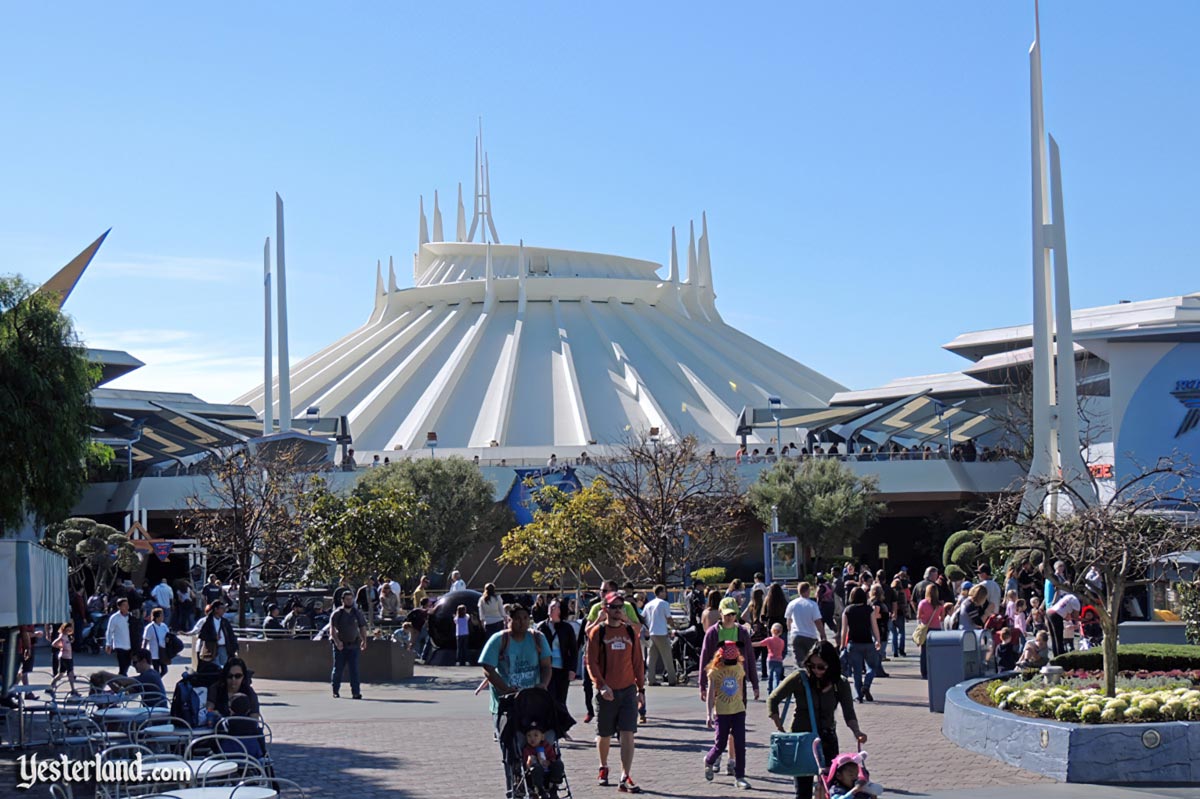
top-left (416, 626), bottom-right (431, 662)
top-left (1048, 613), bottom-right (1065, 657)
top-left (920, 643), bottom-right (928, 678)
top-left (847, 642), bottom-right (876, 699)
top-left (332, 643), bottom-right (361, 696)
top-left (891, 618), bottom-right (905, 656)
top-left (456, 635), bottom-right (470, 666)
top-left (766, 660), bottom-right (784, 694)
top-left (114, 648), bottom-right (132, 676)
top-left (794, 729), bottom-right (838, 798)
top-left (790, 636), bottom-right (817, 670)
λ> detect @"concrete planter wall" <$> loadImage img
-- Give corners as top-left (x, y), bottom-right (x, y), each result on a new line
top-left (943, 677), bottom-right (1200, 784)
top-left (191, 638), bottom-right (415, 682)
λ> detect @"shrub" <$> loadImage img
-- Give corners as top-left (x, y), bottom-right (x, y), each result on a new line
top-left (1179, 580), bottom-right (1200, 646)
top-left (980, 533), bottom-right (1010, 558)
top-left (691, 566), bottom-right (727, 585)
top-left (1052, 644), bottom-right (1200, 672)
top-left (945, 564), bottom-right (967, 581)
top-left (942, 530), bottom-right (978, 569)
top-left (950, 542), bottom-right (982, 572)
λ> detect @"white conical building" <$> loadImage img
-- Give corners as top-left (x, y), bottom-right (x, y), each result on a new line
top-left (237, 144), bottom-right (843, 456)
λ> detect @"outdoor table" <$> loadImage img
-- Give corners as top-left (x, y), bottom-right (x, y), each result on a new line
top-left (93, 706), bottom-right (170, 734)
top-left (157, 787), bottom-right (276, 799)
top-left (10, 684), bottom-right (50, 748)
top-left (108, 757), bottom-right (239, 782)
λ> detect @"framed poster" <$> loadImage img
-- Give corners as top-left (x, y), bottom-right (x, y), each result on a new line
top-left (763, 533), bottom-right (799, 583)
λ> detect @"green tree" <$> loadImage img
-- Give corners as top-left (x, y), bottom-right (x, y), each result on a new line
top-left (499, 478), bottom-right (627, 590)
top-left (301, 480), bottom-right (429, 616)
top-left (747, 458), bottom-right (885, 571)
top-left (0, 275), bottom-right (100, 535)
top-left (43, 517), bottom-right (139, 594)
top-left (355, 457), bottom-right (505, 576)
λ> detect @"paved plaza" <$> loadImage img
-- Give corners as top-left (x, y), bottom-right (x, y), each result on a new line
top-left (6, 651), bottom-right (1198, 798)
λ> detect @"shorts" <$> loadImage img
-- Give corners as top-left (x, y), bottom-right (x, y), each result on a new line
top-left (56, 657), bottom-right (74, 675)
top-left (20, 655), bottom-right (34, 674)
top-left (597, 685), bottom-right (639, 737)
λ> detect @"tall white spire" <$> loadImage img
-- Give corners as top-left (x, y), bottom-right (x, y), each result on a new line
top-left (698, 211), bottom-right (712, 289)
top-left (517, 238), bottom-right (527, 314)
top-left (1021, 0), bottom-right (1093, 518)
top-left (466, 120), bottom-right (500, 243)
top-left (388, 255), bottom-right (397, 292)
top-left (484, 241), bottom-right (496, 312)
top-left (668, 226), bottom-right (679, 283)
top-left (456, 182), bottom-right (467, 242)
top-left (262, 237), bottom-right (273, 435)
top-left (418, 195), bottom-right (429, 246)
top-left (686, 220), bottom-right (698, 284)
top-left (432, 190), bottom-right (444, 242)
top-left (375, 259), bottom-right (384, 296)
top-left (275, 194), bottom-right (292, 432)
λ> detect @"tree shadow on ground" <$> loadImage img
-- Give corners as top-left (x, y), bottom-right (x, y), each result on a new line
top-left (271, 739), bottom-right (419, 798)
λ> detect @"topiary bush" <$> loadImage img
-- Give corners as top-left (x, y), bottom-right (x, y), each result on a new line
top-left (691, 566), bottom-right (727, 585)
top-left (1052, 644), bottom-right (1200, 672)
top-left (950, 541), bottom-right (982, 573)
top-left (942, 530), bottom-right (978, 569)
top-left (945, 564), bottom-right (967, 581)
top-left (980, 533), bottom-right (1010, 559)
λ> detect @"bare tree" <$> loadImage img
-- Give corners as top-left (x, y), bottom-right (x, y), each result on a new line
top-left (980, 453), bottom-right (1200, 695)
top-left (591, 433), bottom-right (744, 584)
top-left (181, 445), bottom-right (314, 627)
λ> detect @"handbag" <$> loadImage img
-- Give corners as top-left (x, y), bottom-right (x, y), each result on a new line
top-left (912, 623), bottom-right (929, 647)
top-left (767, 671), bottom-right (824, 776)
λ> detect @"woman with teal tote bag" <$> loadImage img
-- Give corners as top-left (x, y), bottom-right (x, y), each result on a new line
top-left (767, 641), bottom-right (868, 798)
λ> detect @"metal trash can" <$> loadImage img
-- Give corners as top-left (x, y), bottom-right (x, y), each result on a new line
top-left (927, 630), bottom-right (983, 713)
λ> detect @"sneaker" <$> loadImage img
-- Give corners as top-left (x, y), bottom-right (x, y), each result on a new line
top-left (735, 778), bottom-right (752, 790)
top-left (351, 694), bottom-right (363, 700)
top-left (584, 712), bottom-right (594, 724)
top-left (332, 689), bottom-right (340, 698)
top-left (597, 766), bottom-right (609, 786)
top-left (864, 690), bottom-right (875, 702)
top-left (618, 776), bottom-right (642, 794)
top-left (639, 712), bottom-right (647, 724)
top-left (712, 755), bottom-right (721, 773)
top-left (704, 759), bottom-right (713, 781)
top-left (726, 761), bottom-right (736, 776)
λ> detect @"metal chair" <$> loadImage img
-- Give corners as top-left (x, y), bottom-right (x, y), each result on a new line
top-left (49, 715), bottom-right (111, 759)
top-left (185, 733), bottom-right (248, 761)
top-left (231, 777), bottom-right (306, 799)
top-left (96, 743), bottom-right (154, 799)
top-left (48, 784), bottom-right (74, 799)
top-left (194, 753), bottom-right (266, 787)
top-left (133, 715), bottom-right (193, 755)
top-left (127, 754), bottom-right (191, 798)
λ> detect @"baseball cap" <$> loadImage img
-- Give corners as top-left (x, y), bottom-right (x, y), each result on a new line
top-left (719, 597), bottom-right (740, 616)
top-left (604, 591), bottom-right (623, 607)
top-left (961, 581), bottom-right (973, 592)
top-left (720, 642), bottom-right (739, 660)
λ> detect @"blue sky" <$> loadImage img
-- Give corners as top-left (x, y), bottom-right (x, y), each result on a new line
top-left (2, 3), bottom-right (1197, 402)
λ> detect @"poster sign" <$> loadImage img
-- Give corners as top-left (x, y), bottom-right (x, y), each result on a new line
top-left (843, 544), bottom-right (854, 558)
top-left (152, 541), bottom-right (173, 562)
top-left (878, 543), bottom-right (889, 560)
top-left (763, 533), bottom-right (799, 583)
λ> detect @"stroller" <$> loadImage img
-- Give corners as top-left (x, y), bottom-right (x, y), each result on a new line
top-left (819, 749), bottom-right (883, 799)
top-left (496, 687), bottom-right (574, 799)
top-left (671, 625), bottom-right (704, 685)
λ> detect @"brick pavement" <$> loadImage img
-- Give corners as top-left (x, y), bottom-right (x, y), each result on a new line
top-left (241, 653), bottom-right (1053, 797)
top-left (33, 649), bottom-right (1059, 798)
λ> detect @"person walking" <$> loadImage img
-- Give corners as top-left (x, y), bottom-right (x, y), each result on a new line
top-left (329, 589), bottom-right (368, 699)
top-left (889, 578), bottom-right (908, 658)
top-left (193, 600), bottom-right (238, 667)
top-left (449, 570), bottom-right (467, 592)
top-left (784, 582), bottom-right (826, 668)
top-left (703, 642), bottom-right (752, 790)
top-left (916, 583), bottom-right (946, 678)
top-left (769, 641), bottom-right (868, 799)
top-left (141, 607), bottom-right (170, 675)
top-left (536, 599), bottom-right (577, 706)
top-left (698, 598), bottom-right (760, 779)
top-left (588, 592), bottom-right (646, 793)
top-left (104, 597), bottom-right (133, 675)
top-left (840, 587), bottom-right (878, 702)
top-left (150, 578), bottom-right (173, 629)
top-left (479, 583), bottom-right (508, 636)
top-left (174, 581), bottom-right (195, 633)
top-left (641, 584), bottom-right (676, 686)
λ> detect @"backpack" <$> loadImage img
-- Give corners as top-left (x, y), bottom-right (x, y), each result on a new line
top-left (171, 678), bottom-right (202, 726)
top-left (163, 631), bottom-right (185, 660)
top-left (817, 583), bottom-right (833, 604)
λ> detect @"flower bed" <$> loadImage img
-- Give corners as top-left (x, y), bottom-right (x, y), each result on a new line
top-left (976, 670), bottom-right (1200, 723)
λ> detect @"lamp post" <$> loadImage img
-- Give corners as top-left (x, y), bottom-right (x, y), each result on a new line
top-left (769, 397), bottom-right (782, 460)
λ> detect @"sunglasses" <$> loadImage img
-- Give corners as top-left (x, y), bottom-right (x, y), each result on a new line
top-left (809, 662), bottom-right (828, 672)
top-left (606, 604), bottom-right (624, 610)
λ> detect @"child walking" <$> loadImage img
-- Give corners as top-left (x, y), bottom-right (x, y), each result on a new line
top-left (752, 623), bottom-right (787, 693)
top-left (50, 622), bottom-right (79, 696)
top-left (454, 605), bottom-right (471, 666)
top-left (703, 642), bottom-right (751, 790)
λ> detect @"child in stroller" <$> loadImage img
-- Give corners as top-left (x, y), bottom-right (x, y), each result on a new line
top-left (823, 750), bottom-right (883, 799)
top-left (670, 624), bottom-right (703, 685)
top-left (498, 687), bottom-right (573, 799)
